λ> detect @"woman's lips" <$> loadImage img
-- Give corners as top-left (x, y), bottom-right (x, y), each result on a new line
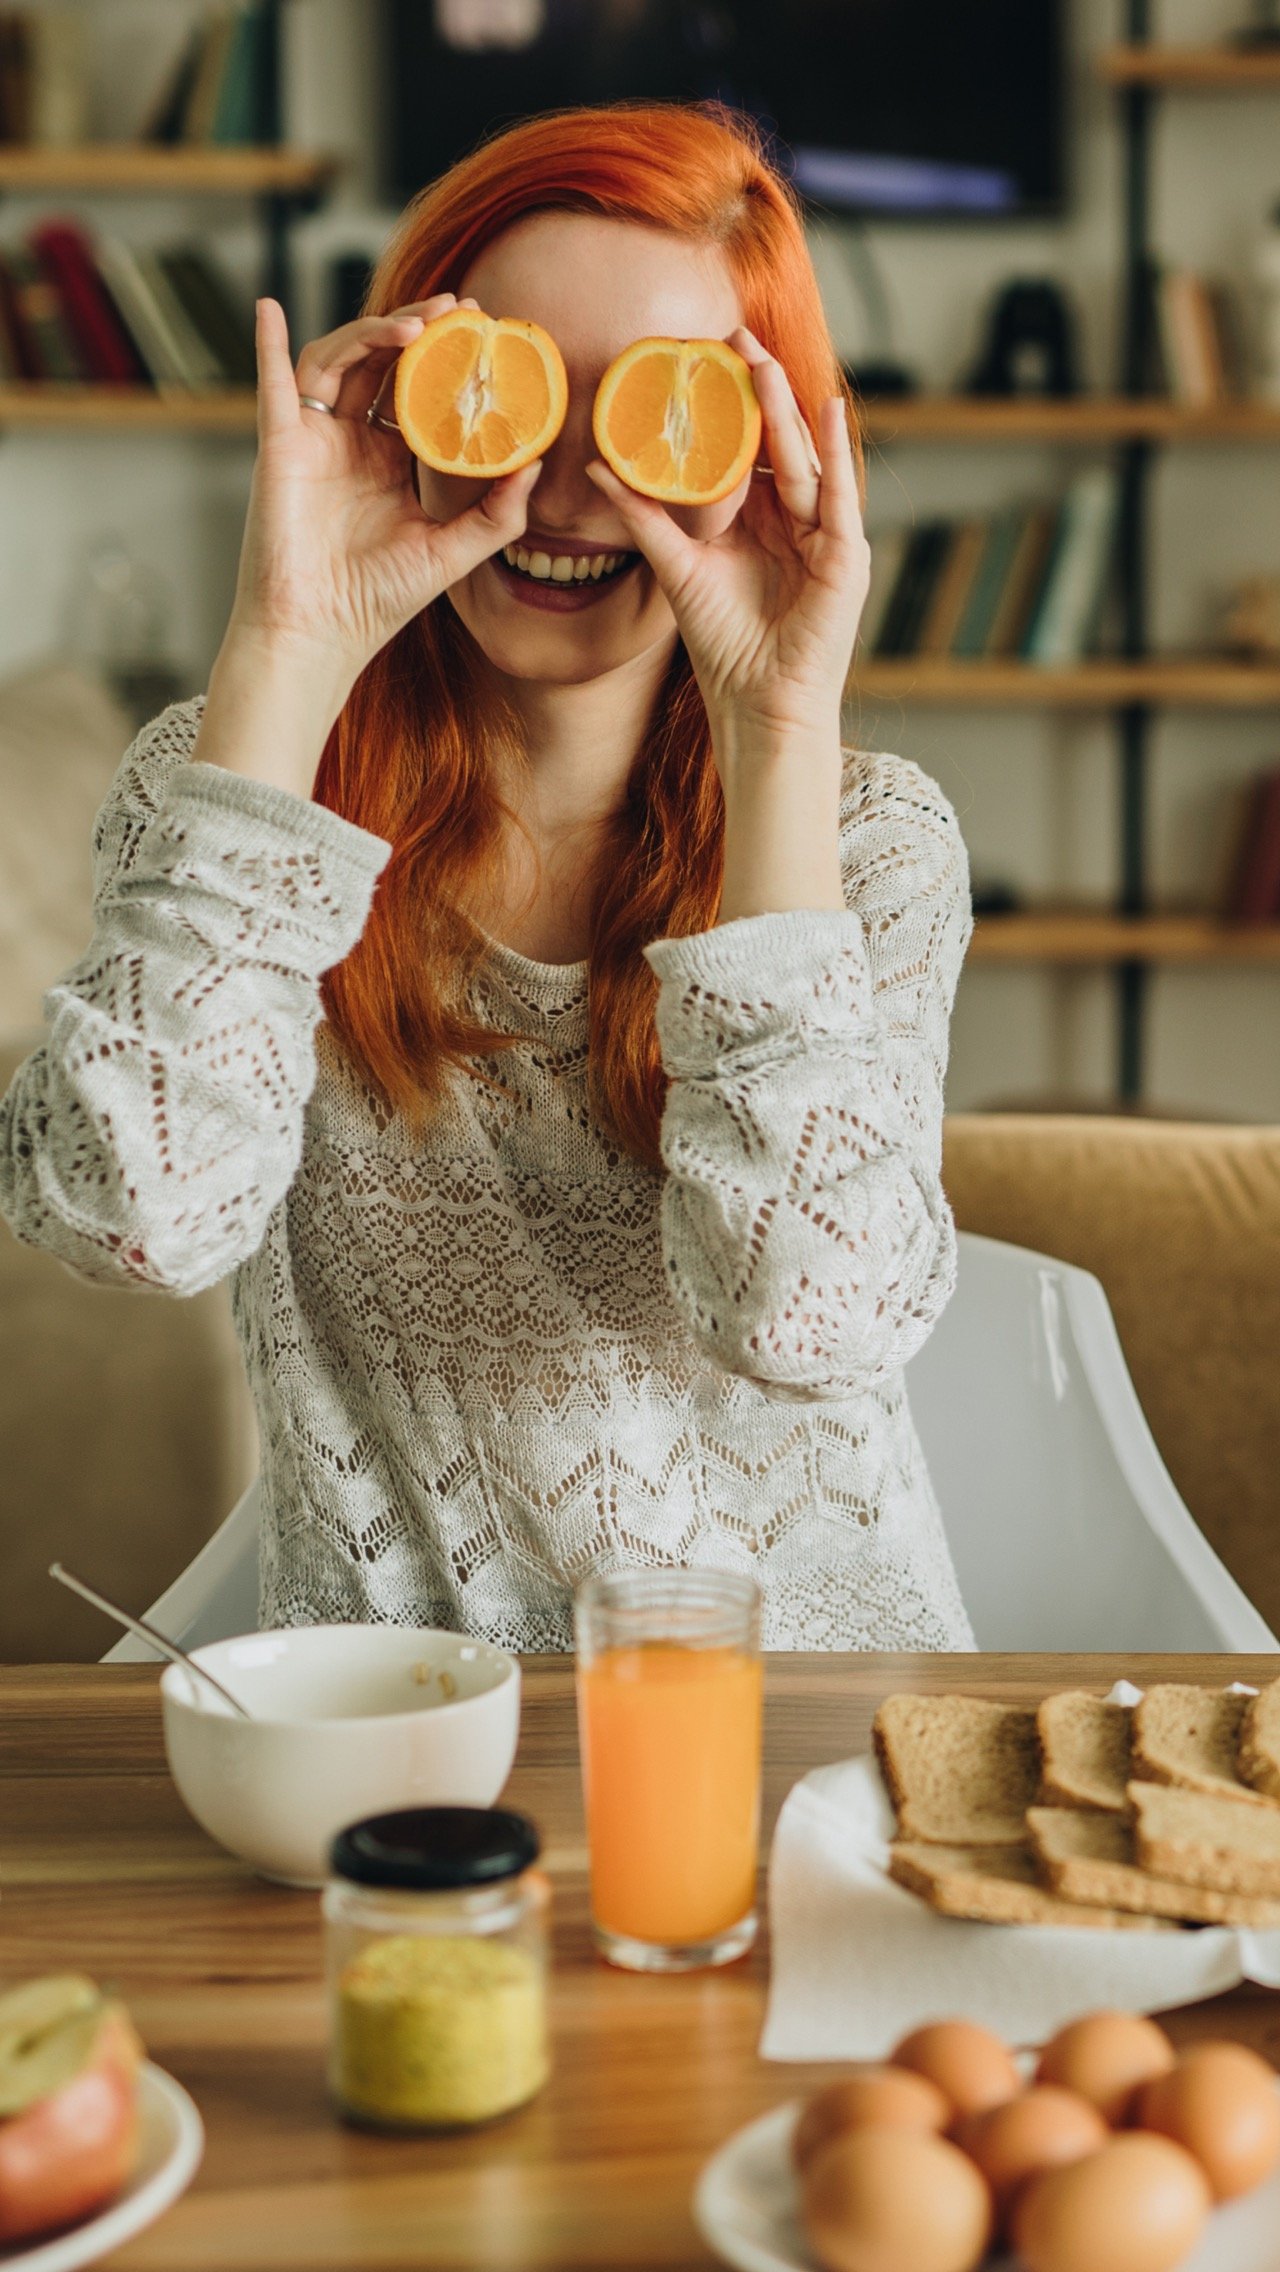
top-left (490, 551), bottom-right (642, 610)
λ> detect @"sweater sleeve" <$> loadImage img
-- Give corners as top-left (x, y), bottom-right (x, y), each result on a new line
top-left (0, 694), bottom-right (391, 1297)
top-left (641, 749), bottom-right (973, 1400)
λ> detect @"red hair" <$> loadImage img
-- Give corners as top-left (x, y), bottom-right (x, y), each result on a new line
top-left (314, 100), bottom-right (865, 1166)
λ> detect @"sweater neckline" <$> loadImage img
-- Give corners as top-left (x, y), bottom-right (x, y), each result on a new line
top-left (475, 931), bottom-right (588, 1007)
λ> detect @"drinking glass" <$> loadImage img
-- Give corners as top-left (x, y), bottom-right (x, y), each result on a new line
top-left (573, 1566), bottom-right (763, 1972)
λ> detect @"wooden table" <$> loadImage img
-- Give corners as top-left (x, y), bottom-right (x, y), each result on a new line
top-left (5, 1655), bottom-right (1280, 2269)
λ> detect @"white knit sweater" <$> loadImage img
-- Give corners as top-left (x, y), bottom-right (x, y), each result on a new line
top-left (0, 696), bottom-right (976, 1652)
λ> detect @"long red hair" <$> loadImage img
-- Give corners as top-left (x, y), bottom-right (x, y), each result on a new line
top-left (314, 100), bottom-right (864, 1167)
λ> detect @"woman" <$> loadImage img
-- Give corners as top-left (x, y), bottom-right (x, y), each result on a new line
top-left (0, 102), bottom-right (976, 1651)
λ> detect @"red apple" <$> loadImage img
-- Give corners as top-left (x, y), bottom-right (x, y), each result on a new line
top-left (0, 1978), bottom-right (143, 2246)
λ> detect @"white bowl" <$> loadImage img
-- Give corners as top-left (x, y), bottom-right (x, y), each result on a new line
top-left (160, 1625), bottom-right (521, 1886)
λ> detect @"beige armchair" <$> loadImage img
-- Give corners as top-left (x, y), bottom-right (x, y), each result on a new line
top-left (944, 1114), bottom-right (1280, 1637)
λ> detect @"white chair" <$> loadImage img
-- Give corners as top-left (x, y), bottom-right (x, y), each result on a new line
top-left (105, 1231), bottom-right (1276, 1661)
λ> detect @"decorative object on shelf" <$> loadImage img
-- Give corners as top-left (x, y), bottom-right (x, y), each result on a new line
top-left (1221, 575), bottom-right (1280, 659)
top-left (62, 539), bottom-right (185, 733)
top-left (966, 278), bottom-right (1080, 397)
top-left (0, 6), bottom-right (88, 147)
top-left (1220, 762), bottom-right (1280, 923)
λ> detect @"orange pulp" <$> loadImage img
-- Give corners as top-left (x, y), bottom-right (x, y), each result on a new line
top-left (576, 1642), bottom-right (763, 1945)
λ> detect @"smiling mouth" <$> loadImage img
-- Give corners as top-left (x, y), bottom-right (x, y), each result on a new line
top-left (498, 544), bottom-right (641, 586)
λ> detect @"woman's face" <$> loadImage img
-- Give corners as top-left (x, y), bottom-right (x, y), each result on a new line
top-left (413, 210), bottom-right (749, 689)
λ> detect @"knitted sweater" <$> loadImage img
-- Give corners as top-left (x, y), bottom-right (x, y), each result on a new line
top-left (0, 696), bottom-right (976, 1652)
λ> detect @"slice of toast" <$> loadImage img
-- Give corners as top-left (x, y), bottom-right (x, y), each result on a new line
top-left (1130, 1779), bottom-right (1280, 1898)
top-left (1238, 1678), bottom-right (1280, 1802)
top-left (1037, 1691), bottom-right (1132, 1814)
top-left (889, 1840), bottom-right (1166, 1929)
top-left (872, 1694), bottom-right (1040, 1844)
top-left (1026, 1804), bottom-right (1280, 1926)
top-left (1131, 1685), bottom-right (1275, 1808)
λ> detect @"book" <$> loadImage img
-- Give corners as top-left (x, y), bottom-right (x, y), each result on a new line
top-left (917, 519), bottom-right (987, 656)
top-left (1159, 270), bottom-right (1226, 405)
top-left (0, 254), bottom-right (30, 376)
top-left (0, 9), bottom-right (31, 141)
top-left (858, 528), bottom-right (909, 657)
top-left (138, 20), bottom-right (208, 145)
top-left (155, 245), bottom-right (256, 383)
top-left (24, 6), bottom-right (88, 146)
top-left (1223, 765), bottom-right (1280, 924)
top-left (1022, 469), bottom-right (1121, 665)
top-left (210, 3), bottom-right (275, 144)
top-left (133, 248), bottom-right (226, 384)
top-left (876, 520), bottom-right (951, 655)
top-left (94, 235), bottom-right (199, 390)
top-left (184, 9), bottom-right (238, 144)
top-left (0, 241), bottom-right (88, 379)
top-left (984, 505), bottom-right (1060, 657)
top-left (950, 509), bottom-right (1026, 659)
top-left (29, 221), bottom-right (149, 384)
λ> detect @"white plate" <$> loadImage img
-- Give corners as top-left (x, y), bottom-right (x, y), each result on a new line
top-left (1, 2062), bottom-right (204, 2272)
top-left (693, 2100), bottom-right (1280, 2272)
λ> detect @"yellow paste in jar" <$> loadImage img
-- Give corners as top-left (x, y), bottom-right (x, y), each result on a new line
top-left (334, 1933), bottom-right (548, 2127)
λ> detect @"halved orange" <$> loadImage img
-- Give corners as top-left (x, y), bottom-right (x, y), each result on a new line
top-left (592, 337), bottom-right (762, 506)
top-left (393, 306), bottom-right (568, 476)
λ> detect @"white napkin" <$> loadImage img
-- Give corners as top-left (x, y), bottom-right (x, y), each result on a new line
top-left (761, 1681), bottom-right (1280, 2061)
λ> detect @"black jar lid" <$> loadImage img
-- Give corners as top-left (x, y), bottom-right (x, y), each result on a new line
top-left (330, 1806), bottom-right (541, 1890)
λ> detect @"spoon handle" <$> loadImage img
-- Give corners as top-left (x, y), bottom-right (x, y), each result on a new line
top-left (48, 1562), bottom-right (252, 1720)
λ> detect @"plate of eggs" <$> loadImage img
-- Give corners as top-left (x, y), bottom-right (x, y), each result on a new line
top-left (692, 2008), bottom-right (1280, 2272)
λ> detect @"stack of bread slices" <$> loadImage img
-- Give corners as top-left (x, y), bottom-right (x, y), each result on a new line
top-left (875, 1679), bottom-right (1280, 1929)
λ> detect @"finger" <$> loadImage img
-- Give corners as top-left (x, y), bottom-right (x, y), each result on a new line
top-left (817, 396), bottom-right (865, 547)
top-left (730, 328), bottom-right (821, 516)
top-left (294, 296), bottom-right (482, 418)
top-left (419, 457), bottom-right (545, 589)
top-left (255, 297), bottom-right (302, 441)
top-left (582, 457), bottom-right (700, 598)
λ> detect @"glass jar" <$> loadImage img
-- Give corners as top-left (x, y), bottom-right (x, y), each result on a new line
top-left (323, 1806), bottom-right (550, 2131)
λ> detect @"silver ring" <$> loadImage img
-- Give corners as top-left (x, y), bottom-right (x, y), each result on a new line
top-left (751, 465), bottom-right (775, 478)
top-left (297, 393), bottom-right (335, 415)
top-left (366, 405), bottom-right (402, 433)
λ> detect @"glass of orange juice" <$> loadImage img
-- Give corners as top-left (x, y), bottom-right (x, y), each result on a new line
top-left (573, 1568), bottom-right (763, 1972)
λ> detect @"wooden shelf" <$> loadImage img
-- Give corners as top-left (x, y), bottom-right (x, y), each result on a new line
top-left (1099, 43), bottom-right (1280, 89)
top-left (971, 913), bottom-right (1280, 964)
top-left (860, 397), bottom-right (1280, 443)
top-left (0, 384), bottom-right (257, 430)
top-left (854, 659), bottom-right (1280, 708)
top-left (0, 145), bottom-right (339, 194)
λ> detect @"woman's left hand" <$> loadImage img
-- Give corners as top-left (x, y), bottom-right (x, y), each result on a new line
top-left (585, 326), bottom-right (869, 754)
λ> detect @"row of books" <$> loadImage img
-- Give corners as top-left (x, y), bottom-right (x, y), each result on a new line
top-left (0, 8), bottom-right (86, 146)
top-left (139, 4), bottom-right (277, 148)
top-left (0, 220), bottom-right (255, 390)
top-left (1223, 763), bottom-right (1280, 924)
top-left (861, 472), bottom-right (1121, 668)
top-left (1138, 266), bottom-right (1248, 406)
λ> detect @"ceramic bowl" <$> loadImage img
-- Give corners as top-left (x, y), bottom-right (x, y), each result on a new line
top-left (160, 1625), bottom-right (520, 1886)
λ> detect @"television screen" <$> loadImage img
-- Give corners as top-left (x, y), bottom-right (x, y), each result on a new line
top-left (382, 0), bottom-right (1065, 222)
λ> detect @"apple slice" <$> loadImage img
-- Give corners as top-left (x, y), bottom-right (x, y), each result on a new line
top-left (0, 1976), bottom-right (102, 2111)
top-left (0, 1986), bottom-right (143, 2247)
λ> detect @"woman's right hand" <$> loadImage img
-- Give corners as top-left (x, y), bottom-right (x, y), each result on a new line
top-left (226, 292), bottom-right (543, 680)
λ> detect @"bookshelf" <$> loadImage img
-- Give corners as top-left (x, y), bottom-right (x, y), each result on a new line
top-left (0, 382), bottom-right (258, 430)
top-left (857, 11), bottom-right (1280, 1105)
top-left (0, 147), bottom-right (337, 196)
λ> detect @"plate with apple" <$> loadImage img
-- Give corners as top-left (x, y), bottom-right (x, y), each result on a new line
top-left (0, 1975), bottom-right (203, 2269)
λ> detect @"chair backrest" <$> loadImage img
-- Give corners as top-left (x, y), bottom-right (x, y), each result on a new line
top-left (106, 1233), bottom-right (1275, 1660)
top-left (908, 1234), bottom-right (1275, 1651)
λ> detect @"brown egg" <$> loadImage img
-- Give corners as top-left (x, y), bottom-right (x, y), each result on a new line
top-left (1035, 2010), bottom-right (1175, 2124)
top-left (889, 2019), bottom-right (1021, 2120)
top-left (953, 2085), bottom-right (1109, 2225)
top-left (792, 2069), bottom-right (950, 2173)
top-left (802, 2125), bottom-right (994, 2272)
top-left (1011, 2133), bottom-right (1211, 2272)
top-left (1135, 2040), bottom-right (1280, 2200)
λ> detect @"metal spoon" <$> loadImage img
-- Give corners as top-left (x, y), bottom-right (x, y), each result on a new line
top-left (49, 1562), bottom-right (253, 1720)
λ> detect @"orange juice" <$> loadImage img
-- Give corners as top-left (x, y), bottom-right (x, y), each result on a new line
top-left (576, 1642), bottom-right (763, 1946)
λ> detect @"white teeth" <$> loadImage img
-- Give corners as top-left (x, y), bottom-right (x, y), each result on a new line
top-left (501, 543), bottom-right (630, 583)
